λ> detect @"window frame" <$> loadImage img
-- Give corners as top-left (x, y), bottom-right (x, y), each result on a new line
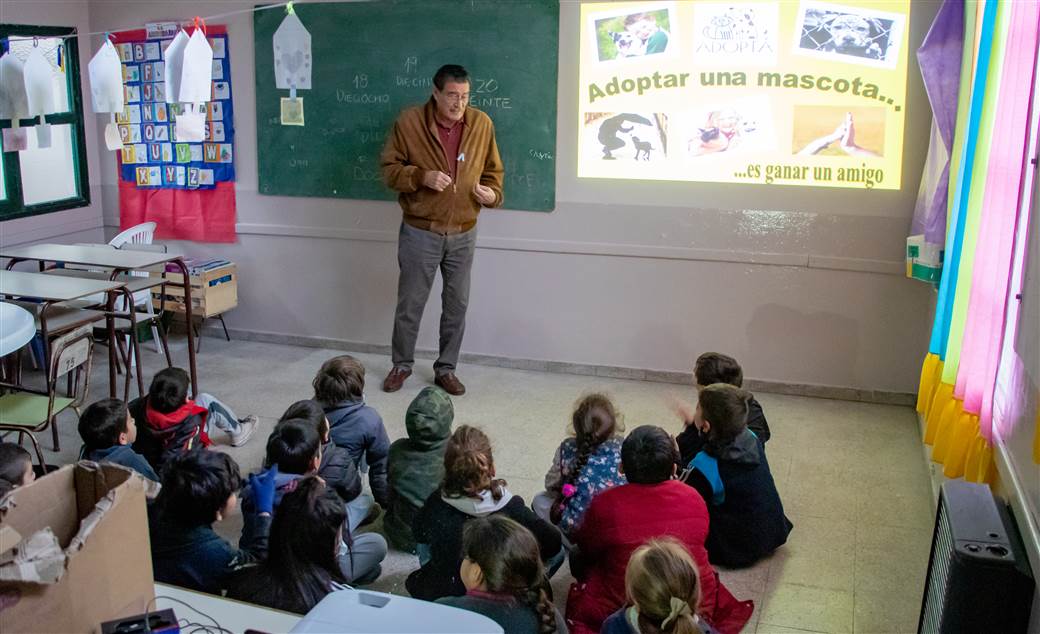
top-left (0, 24), bottom-right (91, 221)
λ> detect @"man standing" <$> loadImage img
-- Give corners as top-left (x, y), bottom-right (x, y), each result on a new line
top-left (380, 64), bottom-right (504, 396)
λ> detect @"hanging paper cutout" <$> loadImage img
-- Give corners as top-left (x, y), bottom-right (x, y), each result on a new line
top-left (23, 46), bottom-right (56, 117)
top-left (179, 28), bottom-right (213, 103)
top-left (273, 12), bottom-right (311, 92)
top-left (0, 52), bottom-right (29, 121)
top-left (89, 39), bottom-right (125, 113)
top-left (104, 114), bottom-right (122, 150)
top-left (35, 122), bottom-right (52, 148)
top-left (163, 30), bottom-right (188, 103)
top-left (2, 127), bottom-right (28, 152)
top-left (175, 103), bottom-right (206, 141)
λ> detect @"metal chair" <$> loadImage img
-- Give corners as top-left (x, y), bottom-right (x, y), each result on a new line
top-left (0, 327), bottom-right (93, 464)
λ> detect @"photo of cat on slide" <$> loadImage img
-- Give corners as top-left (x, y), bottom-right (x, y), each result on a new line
top-left (582, 112), bottom-right (668, 163)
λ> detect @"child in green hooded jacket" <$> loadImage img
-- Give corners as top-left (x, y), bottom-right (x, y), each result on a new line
top-left (385, 387), bottom-right (454, 552)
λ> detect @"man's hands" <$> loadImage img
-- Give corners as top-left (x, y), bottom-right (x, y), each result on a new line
top-left (422, 171), bottom-right (495, 206)
top-left (473, 183), bottom-right (495, 206)
top-left (422, 170), bottom-right (453, 191)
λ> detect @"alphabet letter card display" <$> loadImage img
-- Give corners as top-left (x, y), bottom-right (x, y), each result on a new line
top-left (113, 26), bottom-right (237, 242)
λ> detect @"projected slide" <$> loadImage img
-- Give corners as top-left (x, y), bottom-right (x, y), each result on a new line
top-left (578, 1), bottom-right (911, 190)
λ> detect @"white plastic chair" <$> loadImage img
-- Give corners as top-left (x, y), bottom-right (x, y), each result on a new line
top-left (109, 221), bottom-right (156, 248)
top-left (109, 222), bottom-right (161, 354)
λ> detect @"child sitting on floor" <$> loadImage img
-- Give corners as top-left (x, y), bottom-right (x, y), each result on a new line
top-left (601, 537), bottom-right (721, 634)
top-left (533, 393), bottom-right (626, 541)
top-left (565, 425), bottom-right (752, 634)
top-left (436, 516), bottom-right (565, 634)
top-left (674, 353), bottom-right (770, 463)
top-left (279, 400), bottom-right (370, 532)
top-left (78, 398), bottom-right (158, 481)
top-left (0, 443), bottom-right (35, 498)
top-left (228, 477), bottom-right (350, 614)
top-left (385, 386), bottom-right (454, 553)
top-left (130, 367), bottom-right (258, 471)
top-left (240, 419), bottom-right (387, 585)
top-left (406, 425), bottom-right (562, 601)
top-left (149, 450), bottom-right (277, 594)
top-left (680, 384), bottom-right (791, 568)
top-left (313, 356), bottom-right (390, 508)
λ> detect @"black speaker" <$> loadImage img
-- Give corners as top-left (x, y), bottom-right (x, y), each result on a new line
top-left (918, 480), bottom-right (1035, 633)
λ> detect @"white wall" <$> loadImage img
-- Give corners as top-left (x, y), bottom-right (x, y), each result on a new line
top-left (83, 0), bottom-right (935, 394)
top-left (0, 0), bottom-right (105, 247)
top-left (993, 163), bottom-right (1040, 633)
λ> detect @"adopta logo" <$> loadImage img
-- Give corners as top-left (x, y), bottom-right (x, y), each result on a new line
top-left (695, 4), bottom-right (777, 58)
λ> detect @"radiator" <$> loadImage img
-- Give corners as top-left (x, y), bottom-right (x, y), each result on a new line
top-left (919, 480), bottom-right (1035, 633)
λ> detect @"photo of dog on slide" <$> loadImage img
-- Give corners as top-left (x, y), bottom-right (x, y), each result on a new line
top-left (590, 3), bottom-right (677, 63)
top-left (795, 1), bottom-right (904, 68)
top-left (581, 112), bottom-right (668, 163)
top-left (681, 96), bottom-right (776, 159)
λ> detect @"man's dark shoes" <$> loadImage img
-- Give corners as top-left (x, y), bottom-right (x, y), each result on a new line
top-left (435, 372), bottom-right (466, 396)
top-left (382, 366), bottom-right (412, 392)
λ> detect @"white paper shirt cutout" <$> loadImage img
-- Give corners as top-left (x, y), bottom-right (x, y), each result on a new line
top-left (179, 29), bottom-right (213, 103)
top-left (0, 53), bottom-right (29, 120)
top-left (104, 117), bottom-right (122, 151)
top-left (175, 103), bottom-right (206, 141)
top-left (24, 46), bottom-right (56, 117)
top-left (35, 122), bottom-right (52, 148)
top-left (163, 30), bottom-right (188, 103)
top-left (2, 127), bottom-right (28, 151)
top-left (88, 40), bottom-right (124, 113)
top-left (273, 13), bottom-right (311, 90)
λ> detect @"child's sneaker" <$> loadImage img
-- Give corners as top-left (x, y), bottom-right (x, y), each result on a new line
top-left (230, 415), bottom-right (259, 447)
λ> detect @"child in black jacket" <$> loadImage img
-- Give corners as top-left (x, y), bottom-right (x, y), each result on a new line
top-left (149, 450), bottom-right (277, 594)
top-left (406, 426), bottom-right (562, 601)
top-left (679, 384), bottom-right (791, 568)
top-left (674, 353), bottom-right (771, 460)
top-left (278, 400), bottom-right (372, 531)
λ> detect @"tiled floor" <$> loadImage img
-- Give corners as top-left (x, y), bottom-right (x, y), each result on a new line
top-left (27, 335), bottom-right (936, 633)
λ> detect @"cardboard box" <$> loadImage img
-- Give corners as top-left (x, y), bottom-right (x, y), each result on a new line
top-left (151, 264), bottom-right (237, 318)
top-left (0, 463), bottom-right (158, 634)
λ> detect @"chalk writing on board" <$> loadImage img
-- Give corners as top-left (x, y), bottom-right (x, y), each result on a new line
top-left (469, 96), bottom-right (512, 109)
top-left (473, 78), bottom-right (499, 93)
top-left (509, 173), bottom-right (537, 188)
top-left (336, 91), bottom-right (391, 104)
top-left (529, 150), bottom-right (553, 161)
top-left (397, 76), bottom-right (434, 88)
top-left (404, 56), bottom-right (418, 73)
top-left (289, 158), bottom-right (309, 168)
top-left (353, 166), bottom-right (383, 181)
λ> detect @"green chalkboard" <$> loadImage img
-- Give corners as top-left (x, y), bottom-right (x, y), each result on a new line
top-left (254, 0), bottom-right (558, 211)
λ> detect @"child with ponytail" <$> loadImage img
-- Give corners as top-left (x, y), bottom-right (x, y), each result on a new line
top-left (601, 538), bottom-right (721, 634)
top-left (533, 393), bottom-right (626, 540)
top-left (406, 425), bottom-right (562, 601)
top-left (437, 516), bottom-right (566, 634)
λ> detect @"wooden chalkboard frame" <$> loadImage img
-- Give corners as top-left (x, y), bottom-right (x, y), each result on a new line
top-left (254, 0), bottom-right (558, 211)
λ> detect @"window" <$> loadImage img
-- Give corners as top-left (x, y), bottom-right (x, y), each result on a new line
top-left (0, 25), bottom-right (90, 220)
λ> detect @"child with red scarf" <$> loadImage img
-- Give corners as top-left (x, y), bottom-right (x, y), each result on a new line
top-left (130, 367), bottom-right (258, 473)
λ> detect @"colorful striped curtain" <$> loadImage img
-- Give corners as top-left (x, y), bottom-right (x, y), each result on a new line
top-left (918, 0), bottom-right (1040, 483)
